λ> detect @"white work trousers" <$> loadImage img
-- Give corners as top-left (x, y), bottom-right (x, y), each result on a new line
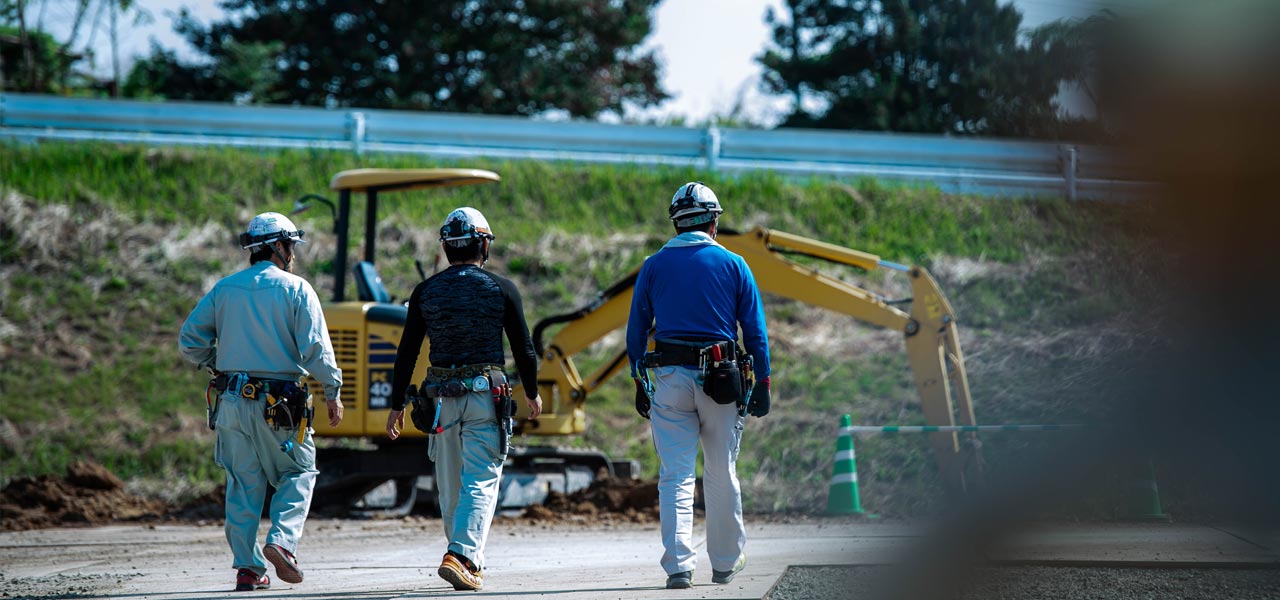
top-left (429, 390), bottom-right (505, 569)
top-left (214, 392), bottom-right (317, 576)
top-left (649, 366), bottom-right (746, 576)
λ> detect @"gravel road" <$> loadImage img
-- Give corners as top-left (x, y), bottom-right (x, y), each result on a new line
top-left (767, 565), bottom-right (1280, 600)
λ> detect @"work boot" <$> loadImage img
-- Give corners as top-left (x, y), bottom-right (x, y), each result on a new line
top-left (665, 570), bottom-right (694, 589)
top-left (712, 555), bottom-right (747, 584)
top-left (438, 551), bottom-right (484, 591)
top-left (234, 569), bottom-right (270, 591)
top-left (264, 543), bottom-right (304, 584)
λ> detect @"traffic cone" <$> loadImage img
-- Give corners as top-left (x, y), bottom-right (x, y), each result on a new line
top-left (1120, 458), bottom-right (1171, 521)
top-left (826, 414), bottom-right (865, 515)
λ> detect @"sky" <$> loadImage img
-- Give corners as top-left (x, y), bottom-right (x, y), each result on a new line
top-left (39, 0), bottom-right (1107, 126)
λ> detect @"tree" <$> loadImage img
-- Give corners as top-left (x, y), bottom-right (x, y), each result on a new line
top-left (758, 0), bottom-right (1100, 139)
top-left (124, 40), bottom-right (283, 102)
top-left (128, 0), bottom-right (668, 117)
top-left (1, 0), bottom-right (150, 95)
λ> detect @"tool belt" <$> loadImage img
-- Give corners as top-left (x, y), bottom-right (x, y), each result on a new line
top-left (211, 372), bottom-right (311, 430)
top-left (408, 365), bottom-right (513, 447)
top-left (421, 364), bottom-right (503, 398)
top-left (644, 340), bottom-right (739, 367)
top-left (211, 373), bottom-right (305, 401)
top-left (644, 340), bottom-right (751, 406)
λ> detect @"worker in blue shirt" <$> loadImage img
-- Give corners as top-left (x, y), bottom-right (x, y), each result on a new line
top-left (626, 182), bottom-right (771, 590)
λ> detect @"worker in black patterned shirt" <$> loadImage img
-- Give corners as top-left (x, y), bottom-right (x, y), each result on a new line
top-left (386, 207), bottom-right (542, 592)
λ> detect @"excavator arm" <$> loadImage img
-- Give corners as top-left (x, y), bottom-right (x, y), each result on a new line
top-left (513, 226), bottom-right (981, 494)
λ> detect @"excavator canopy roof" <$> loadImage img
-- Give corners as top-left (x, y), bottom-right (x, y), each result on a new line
top-left (329, 168), bottom-right (500, 194)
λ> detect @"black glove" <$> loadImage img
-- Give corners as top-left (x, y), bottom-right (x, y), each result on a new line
top-left (634, 378), bottom-right (651, 419)
top-left (747, 377), bottom-right (771, 417)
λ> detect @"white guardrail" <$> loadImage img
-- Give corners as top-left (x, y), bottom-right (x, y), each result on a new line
top-left (0, 92), bottom-right (1148, 200)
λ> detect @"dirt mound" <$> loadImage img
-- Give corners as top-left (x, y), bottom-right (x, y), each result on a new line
top-left (520, 477), bottom-right (660, 523)
top-left (0, 461), bottom-right (168, 531)
top-left (164, 484), bottom-right (226, 523)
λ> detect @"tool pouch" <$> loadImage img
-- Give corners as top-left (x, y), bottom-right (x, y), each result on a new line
top-left (407, 383), bottom-right (442, 434)
top-left (206, 373), bottom-right (228, 431)
top-left (703, 361), bottom-right (744, 405)
top-left (702, 343), bottom-right (746, 406)
top-left (489, 370), bottom-right (515, 456)
top-left (264, 382), bottom-right (312, 430)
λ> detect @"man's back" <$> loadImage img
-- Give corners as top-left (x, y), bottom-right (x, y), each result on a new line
top-left (627, 232), bottom-right (770, 378)
top-left (413, 264), bottom-right (508, 367)
top-left (640, 242), bottom-right (751, 341)
top-left (180, 261), bottom-right (339, 391)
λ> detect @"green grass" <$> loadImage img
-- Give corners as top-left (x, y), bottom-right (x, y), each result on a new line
top-left (0, 142), bottom-right (1107, 263)
top-left (0, 140), bottom-right (1152, 514)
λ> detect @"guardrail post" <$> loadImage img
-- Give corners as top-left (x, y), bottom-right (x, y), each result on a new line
top-left (1059, 144), bottom-right (1078, 201)
top-left (705, 124), bottom-right (721, 170)
top-left (348, 111), bottom-right (366, 156)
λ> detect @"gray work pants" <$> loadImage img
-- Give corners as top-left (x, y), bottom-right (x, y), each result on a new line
top-left (214, 392), bottom-right (317, 576)
top-left (429, 390), bottom-right (505, 569)
top-left (649, 366), bottom-right (746, 576)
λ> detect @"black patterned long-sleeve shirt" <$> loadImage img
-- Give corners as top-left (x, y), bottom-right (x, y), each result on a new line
top-left (391, 264), bottom-right (538, 410)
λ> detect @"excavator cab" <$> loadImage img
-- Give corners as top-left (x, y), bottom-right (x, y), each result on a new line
top-left (293, 168), bottom-right (501, 510)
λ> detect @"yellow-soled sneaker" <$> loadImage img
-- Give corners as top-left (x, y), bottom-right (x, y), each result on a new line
top-left (438, 552), bottom-right (484, 591)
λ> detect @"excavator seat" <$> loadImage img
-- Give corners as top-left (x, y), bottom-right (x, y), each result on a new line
top-left (354, 261), bottom-right (390, 303)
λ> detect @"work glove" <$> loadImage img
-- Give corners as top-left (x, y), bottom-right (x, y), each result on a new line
top-left (634, 377), bottom-right (650, 420)
top-left (747, 377), bottom-right (771, 418)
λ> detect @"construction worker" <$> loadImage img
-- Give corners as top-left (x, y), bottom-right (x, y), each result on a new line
top-left (179, 212), bottom-right (343, 592)
top-left (386, 207), bottom-right (542, 592)
top-left (626, 182), bottom-right (771, 590)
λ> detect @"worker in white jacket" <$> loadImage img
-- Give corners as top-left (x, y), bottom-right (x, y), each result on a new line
top-left (179, 212), bottom-right (343, 592)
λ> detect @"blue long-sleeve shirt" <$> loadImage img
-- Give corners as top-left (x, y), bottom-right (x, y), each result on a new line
top-left (626, 232), bottom-right (770, 378)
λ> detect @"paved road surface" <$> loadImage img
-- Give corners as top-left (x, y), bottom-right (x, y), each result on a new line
top-left (2, 518), bottom-right (1277, 599)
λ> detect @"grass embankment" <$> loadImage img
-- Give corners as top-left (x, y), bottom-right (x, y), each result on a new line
top-left (0, 141), bottom-right (1152, 514)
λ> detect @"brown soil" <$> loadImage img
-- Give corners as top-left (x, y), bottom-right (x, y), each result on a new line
top-left (518, 476), bottom-right (660, 523)
top-left (0, 461), bottom-right (169, 531)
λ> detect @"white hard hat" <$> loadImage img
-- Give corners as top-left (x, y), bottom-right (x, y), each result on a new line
top-left (669, 182), bottom-right (723, 227)
top-left (240, 212), bottom-right (306, 249)
top-left (440, 207), bottom-right (494, 247)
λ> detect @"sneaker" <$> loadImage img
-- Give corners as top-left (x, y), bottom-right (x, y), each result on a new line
top-left (438, 552), bottom-right (484, 591)
top-left (665, 570), bottom-right (694, 589)
top-left (712, 555), bottom-right (747, 584)
top-left (234, 569), bottom-right (270, 591)
top-left (264, 543), bottom-right (304, 584)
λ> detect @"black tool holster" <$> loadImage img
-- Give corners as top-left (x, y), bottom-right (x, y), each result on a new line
top-left (406, 384), bottom-right (442, 435)
top-left (489, 370), bottom-right (515, 456)
top-left (700, 342), bottom-right (749, 406)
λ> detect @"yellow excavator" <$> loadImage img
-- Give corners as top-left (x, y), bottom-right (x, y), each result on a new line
top-left (301, 168), bottom-right (980, 512)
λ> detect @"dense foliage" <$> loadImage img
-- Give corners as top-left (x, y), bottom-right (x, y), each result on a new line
top-left (758, 0), bottom-right (1104, 139)
top-left (125, 0), bottom-right (667, 118)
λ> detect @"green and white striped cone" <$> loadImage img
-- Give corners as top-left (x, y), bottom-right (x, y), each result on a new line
top-left (826, 414), bottom-right (865, 515)
top-left (1121, 458), bottom-right (1170, 521)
